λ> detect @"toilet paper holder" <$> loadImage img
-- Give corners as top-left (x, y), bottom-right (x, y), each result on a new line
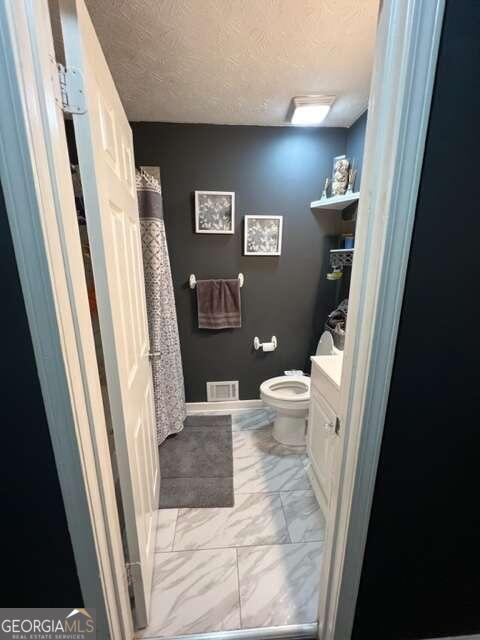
top-left (254, 336), bottom-right (278, 352)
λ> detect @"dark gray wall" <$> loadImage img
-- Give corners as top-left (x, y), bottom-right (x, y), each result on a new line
top-left (333, 111), bottom-right (368, 303)
top-left (0, 182), bottom-right (83, 605)
top-left (353, 1), bottom-right (480, 638)
top-left (346, 110), bottom-right (367, 191)
top-left (132, 123), bottom-right (347, 401)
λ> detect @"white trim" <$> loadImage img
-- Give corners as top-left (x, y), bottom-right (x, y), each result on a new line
top-left (0, 1), bottom-right (133, 638)
top-left (144, 623), bottom-right (317, 640)
top-left (423, 637), bottom-right (480, 640)
top-left (195, 190), bottom-right (235, 234)
top-left (346, 106), bottom-right (368, 128)
top-left (317, 1), bottom-right (446, 639)
top-left (186, 399), bottom-right (264, 414)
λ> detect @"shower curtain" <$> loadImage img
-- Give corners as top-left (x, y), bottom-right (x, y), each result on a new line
top-left (136, 166), bottom-right (186, 443)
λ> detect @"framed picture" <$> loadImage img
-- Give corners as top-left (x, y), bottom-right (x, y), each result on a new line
top-left (195, 191), bottom-right (235, 234)
top-left (244, 215), bottom-right (283, 256)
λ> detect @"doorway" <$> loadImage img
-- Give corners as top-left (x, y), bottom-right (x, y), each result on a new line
top-left (0, 0), bottom-right (444, 632)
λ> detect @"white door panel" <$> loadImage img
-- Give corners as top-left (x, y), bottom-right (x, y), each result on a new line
top-left (308, 388), bottom-right (338, 512)
top-left (59, 0), bottom-right (159, 628)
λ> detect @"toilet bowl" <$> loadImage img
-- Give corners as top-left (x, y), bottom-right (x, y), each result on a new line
top-left (259, 331), bottom-right (340, 446)
top-left (260, 375), bottom-right (310, 446)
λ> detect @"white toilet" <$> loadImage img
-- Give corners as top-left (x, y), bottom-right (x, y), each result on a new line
top-left (260, 332), bottom-right (339, 446)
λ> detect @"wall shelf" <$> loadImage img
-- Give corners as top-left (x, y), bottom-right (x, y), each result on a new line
top-left (311, 192), bottom-right (360, 211)
top-left (330, 248), bottom-right (355, 269)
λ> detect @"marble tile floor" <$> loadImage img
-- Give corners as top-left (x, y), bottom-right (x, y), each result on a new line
top-left (139, 409), bottom-right (325, 638)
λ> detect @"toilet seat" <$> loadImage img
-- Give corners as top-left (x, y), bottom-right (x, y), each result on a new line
top-left (260, 375), bottom-right (310, 445)
top-left (259, 331), bottom-right (336, 445)
top-left (260, 375), bottom-right (310, 410)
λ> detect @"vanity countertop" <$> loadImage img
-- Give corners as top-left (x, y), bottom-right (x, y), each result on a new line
top-left (310, 353), bottom-right (343, 389)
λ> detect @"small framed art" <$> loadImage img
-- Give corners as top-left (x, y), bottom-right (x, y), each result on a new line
top-left (244, 215), bottom-right (283, 256)
top-left (195, 191), bottom-right (235, 234)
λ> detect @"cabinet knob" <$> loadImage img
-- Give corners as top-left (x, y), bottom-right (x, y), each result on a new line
top-left (324, 421), bottom-right (335, 433)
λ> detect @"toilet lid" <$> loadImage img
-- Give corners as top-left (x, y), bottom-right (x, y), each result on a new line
top-left (260, 376), bottom-right (310, 402)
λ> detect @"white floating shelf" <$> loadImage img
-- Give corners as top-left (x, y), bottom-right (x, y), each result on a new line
top-left (310, 192), bottom-right (360, 211)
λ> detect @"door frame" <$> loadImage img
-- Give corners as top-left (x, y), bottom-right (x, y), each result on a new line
top-left (0, 0), bottom-right (446, 639)
top-left (0, 1), bottom-right (133, 638)
top-left (317, 1), bottom-right (446, 638)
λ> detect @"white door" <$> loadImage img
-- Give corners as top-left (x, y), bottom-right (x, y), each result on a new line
top-left (58, 0), bottom-right (159, 627)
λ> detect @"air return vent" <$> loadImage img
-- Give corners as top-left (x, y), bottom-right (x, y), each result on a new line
top-left (206, 381), bottom-right (239, 402)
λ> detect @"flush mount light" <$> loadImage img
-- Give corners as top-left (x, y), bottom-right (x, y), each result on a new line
top-left (290, 95), bottom-right (335, 126)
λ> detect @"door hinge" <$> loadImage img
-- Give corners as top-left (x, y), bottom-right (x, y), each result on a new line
top-left (56, 63), bottom-right (87, 115)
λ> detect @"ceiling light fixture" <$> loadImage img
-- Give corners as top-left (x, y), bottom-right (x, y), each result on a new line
top-left (290, 95), bottom-right (335, 126)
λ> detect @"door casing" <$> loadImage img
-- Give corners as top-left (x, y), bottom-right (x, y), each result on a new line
top-left (317, 1), bottom-right (446, 638)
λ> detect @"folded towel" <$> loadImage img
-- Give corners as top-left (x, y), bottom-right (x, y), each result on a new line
top-left (196, 279), bottom-right (242, 329)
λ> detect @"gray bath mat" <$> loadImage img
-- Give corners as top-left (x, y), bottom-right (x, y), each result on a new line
top-left (159, 414), bottom-right (233, 508)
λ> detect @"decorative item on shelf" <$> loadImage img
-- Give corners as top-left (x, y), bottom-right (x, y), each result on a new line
top-left (244, 215), bottom-right (283, 256)
top-left (347, 159), bottom-right (357, 194)
top-left (321, 177), bottom-right (330, 200)
top-left (331, 155), bottom-right (350, 196)
top-left (195, 190), bottom-right (235, 234)
top-left (325, 298), bottom-right (348, 350)
top-left (326, 267), bottom-right (343, 281)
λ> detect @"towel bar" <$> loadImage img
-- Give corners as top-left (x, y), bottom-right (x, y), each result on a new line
top-left (189, 273), bottom-right (244, 289)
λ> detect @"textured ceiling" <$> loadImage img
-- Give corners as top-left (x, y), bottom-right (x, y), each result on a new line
top-left (82, 0), bottom-right (378, 126)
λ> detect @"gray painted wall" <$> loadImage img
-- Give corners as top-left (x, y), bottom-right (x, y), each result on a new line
top-left (0, 181), bottom-right (82, 605)
top-left (352, 1), bottom-right (480, 637)
top-left (346, 110), bottom-right (367, 190)
top-left (132, 123), bottom-right (352, 401)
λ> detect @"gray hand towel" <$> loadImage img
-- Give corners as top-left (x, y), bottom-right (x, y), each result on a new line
top-left (196, 279), bottom-right (242, 329)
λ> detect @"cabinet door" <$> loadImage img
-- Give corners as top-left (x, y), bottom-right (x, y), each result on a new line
top-left (307, 388), bottom-right (338, 512)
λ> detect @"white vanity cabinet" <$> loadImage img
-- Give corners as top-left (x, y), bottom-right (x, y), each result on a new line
top-left (307, 355), bottom-right (342, 517)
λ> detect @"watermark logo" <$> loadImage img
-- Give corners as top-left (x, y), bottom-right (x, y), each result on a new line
top-left (0, 608), bottom-right (96, 639)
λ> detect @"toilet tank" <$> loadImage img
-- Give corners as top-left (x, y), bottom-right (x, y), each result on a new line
top-left (315, 331), bottom-right (340, 356)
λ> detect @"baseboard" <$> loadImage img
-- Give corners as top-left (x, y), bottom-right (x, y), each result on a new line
top-left (424, 636), bottom-right (480, 640)
top-left (186, 399), bottom-right (264, 414)
top-left (143, 622), bottom-right (318, 640)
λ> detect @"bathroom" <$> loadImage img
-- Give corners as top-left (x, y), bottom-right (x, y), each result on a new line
top-left (44, 0), bottom-right (373, 636)
top-left (126, 44), bottom-right (368, 640)
top-left (5, 1), bottom-right (478, 638)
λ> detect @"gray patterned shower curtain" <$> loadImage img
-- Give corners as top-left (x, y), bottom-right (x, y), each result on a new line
top-left (136, 166), bottom-right (186, 443)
